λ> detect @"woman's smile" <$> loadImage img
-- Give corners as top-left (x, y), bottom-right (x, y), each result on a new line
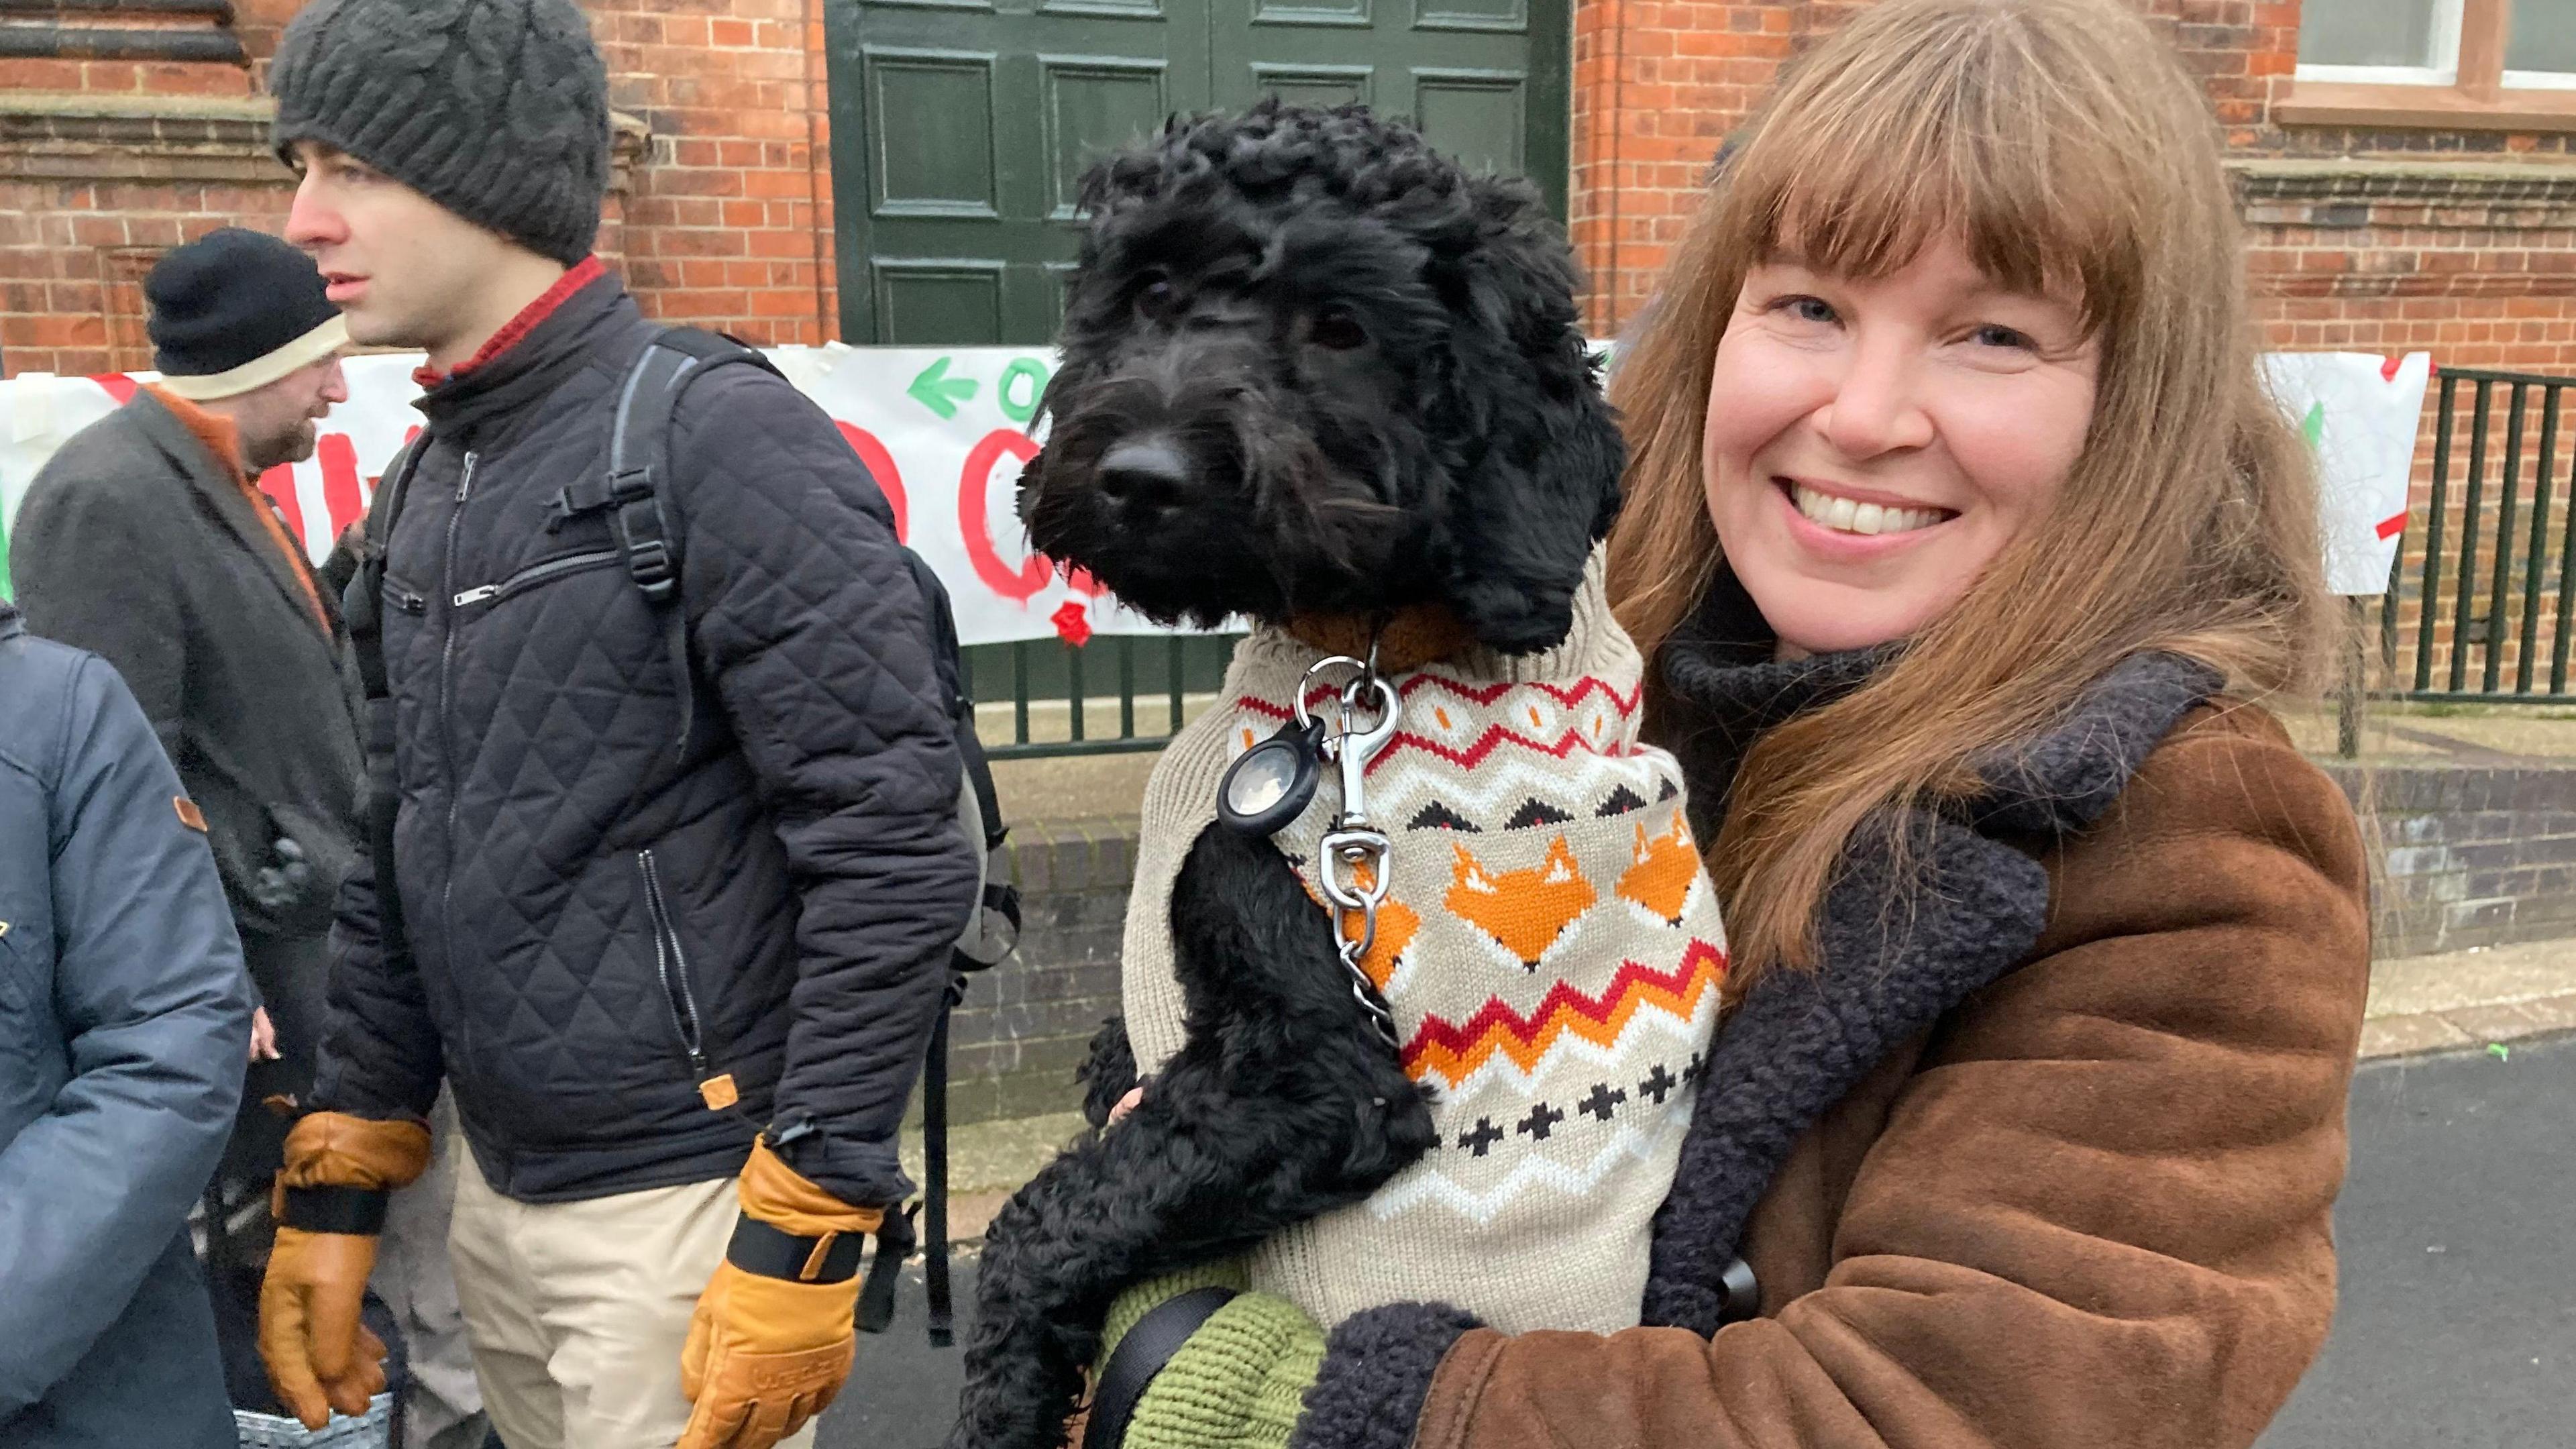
top-left (1776, 477), bottom-right (1956, 549)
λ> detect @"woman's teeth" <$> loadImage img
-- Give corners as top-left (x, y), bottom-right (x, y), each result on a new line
top-left (1789, 484), bottom-right (1946, 537)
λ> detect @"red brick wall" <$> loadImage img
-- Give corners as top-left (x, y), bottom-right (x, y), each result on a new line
top-left (1568, 0), bottom-right (2576, 376)
top-left (0, 0), bottom-right (833, 378)
top-left (592, 0), bottom-right (835, 345)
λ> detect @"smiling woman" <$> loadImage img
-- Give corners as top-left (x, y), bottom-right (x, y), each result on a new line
top-left (1366, 1), bottom-right (2384, 1445)
top-left (1607, 0), bottom-right (2340, 982)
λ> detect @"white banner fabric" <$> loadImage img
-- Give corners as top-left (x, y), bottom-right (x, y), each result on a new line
top-left (0, 345), bottom-right (2432, 631)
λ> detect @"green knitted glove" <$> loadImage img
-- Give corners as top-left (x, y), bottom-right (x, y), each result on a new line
top-left (1094, 1267), bottom-right (1324, 1449)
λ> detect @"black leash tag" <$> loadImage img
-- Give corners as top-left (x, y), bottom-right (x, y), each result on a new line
top-left (1218, 716), bottom-right (1325, 837)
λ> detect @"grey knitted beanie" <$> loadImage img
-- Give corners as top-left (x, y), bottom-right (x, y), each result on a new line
top-left (270, 0), bottom-right (610, 267)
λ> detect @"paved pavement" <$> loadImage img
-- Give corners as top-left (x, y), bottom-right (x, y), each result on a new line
top-left (827, 1031), bottom-right (2576, 1449)
top-left (2261, 1032), bottom-right (2576, 1447)
top-left (823, 1258), bottom-right (975, 1448)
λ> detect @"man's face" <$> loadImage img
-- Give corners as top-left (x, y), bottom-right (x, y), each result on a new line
top-left (282, 142), bottom-right (521, 356)
top-left (234, 354), bottom-right (348, 474)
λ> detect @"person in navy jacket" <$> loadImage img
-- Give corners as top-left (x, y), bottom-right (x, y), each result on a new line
top-left (0, 598), bottom-right (254, 1448)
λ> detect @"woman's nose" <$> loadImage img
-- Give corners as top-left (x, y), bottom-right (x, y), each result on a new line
top-left (1813, 340), bottom-right (1935, 460)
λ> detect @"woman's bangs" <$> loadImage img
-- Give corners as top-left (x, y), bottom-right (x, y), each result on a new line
top-left (1721, 26), bottom-right (2136, 331)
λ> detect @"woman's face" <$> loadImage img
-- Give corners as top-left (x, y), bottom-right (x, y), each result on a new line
top-left (1701, 236), bottom-right (2100, 659)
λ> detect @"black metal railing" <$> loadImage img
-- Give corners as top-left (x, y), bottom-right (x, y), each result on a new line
top-left (968, 633), bottom-right (1240, 759)
top-left (2380, 366), bottom-right (2573, 704)
top-left (974, 368), bottom-right (2576, 757)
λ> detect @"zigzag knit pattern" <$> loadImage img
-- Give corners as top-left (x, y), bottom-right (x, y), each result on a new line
top-left (1122, 552), bottom-right (1727, 1334)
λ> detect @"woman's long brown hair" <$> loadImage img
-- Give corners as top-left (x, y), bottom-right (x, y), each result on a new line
top-left (1605, 0), bottom-right (2334, 985)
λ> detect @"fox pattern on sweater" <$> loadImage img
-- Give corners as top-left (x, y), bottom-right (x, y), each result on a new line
top-left (1121, 557), bottom-right (1727, 1334)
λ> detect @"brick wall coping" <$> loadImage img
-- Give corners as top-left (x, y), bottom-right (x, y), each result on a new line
top-left (1, 90), bottom-right (651, 187)
top-left (1004, 760), bottom-right (2576, 883)
top-left (2320, 759), bottom-right (2576, 815)
top-left (2230, 156), bottom-right (2576, 205)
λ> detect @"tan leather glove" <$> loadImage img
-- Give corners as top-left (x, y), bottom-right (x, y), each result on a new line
top-left (678, 1140), bottom-right (885, 1449)
top-left (258, 1112), bottom-right (432, 1429)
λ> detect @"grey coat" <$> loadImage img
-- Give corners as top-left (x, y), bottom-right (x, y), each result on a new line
top-left (9, 390), bottom-right (366, 1126)
top-left (0, 600), bottom-right (252, 1448)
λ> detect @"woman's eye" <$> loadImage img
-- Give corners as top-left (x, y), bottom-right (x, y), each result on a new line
top-left (1971, 323), bottom-right (2032, 350)
top-left (1311, 308), bottom-right (1367, 351)
top-left (1777, 296), bottom-right (1838, 325)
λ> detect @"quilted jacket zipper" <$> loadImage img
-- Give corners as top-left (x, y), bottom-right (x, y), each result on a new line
top-left (637, 849), bottom-right (710, 1081)
top-left (451, 549), bottom-right (621, 609)
top-left (437, 451), bottom-right (478, 984)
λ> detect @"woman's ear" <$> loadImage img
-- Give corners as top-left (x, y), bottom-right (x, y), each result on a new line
top-left (1436, 182), bottom-right (1627, 654)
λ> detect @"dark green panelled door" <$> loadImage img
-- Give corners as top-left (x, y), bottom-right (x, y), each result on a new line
top-left (824, 0), bottom-right (1570, 345)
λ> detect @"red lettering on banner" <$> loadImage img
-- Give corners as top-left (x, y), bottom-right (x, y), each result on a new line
top-left (319, 433), bottom-right (365, 539)
top-left (257, 463), bottom-right (306, 544)
top-left (835, 421), bottom-right (908, 543)
top-left (89, 374), bottom-right (138, 406)
top-left (959, 429), bottom-right (1049, 602)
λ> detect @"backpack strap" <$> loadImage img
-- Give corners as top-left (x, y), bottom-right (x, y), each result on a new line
top-left (346, 437), bottom-right (429, 983)
top-left (549, 329), bottom-right (784, 756)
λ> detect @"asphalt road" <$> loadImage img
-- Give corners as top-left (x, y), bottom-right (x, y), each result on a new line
top-left (2261, 1032), bottom-right (2576, 1446)
top-left (824, 1034), bottom-right (2576, 1449)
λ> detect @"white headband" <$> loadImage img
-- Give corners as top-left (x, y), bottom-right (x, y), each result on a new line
top-left (156, 315), bottom-right (350, 401)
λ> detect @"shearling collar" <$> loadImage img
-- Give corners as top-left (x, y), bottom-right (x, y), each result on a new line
top-left (1654, 568), bottom-right (2222, 839)
top-left (1636, 576), bottom-right (2222, 1334)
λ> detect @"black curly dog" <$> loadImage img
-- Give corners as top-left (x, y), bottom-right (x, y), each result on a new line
top-left (948, 100), bottom-right (1623, 1449)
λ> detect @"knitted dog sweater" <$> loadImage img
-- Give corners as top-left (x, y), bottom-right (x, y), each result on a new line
top-left (1120, 555), bottom-right (1728, 1334)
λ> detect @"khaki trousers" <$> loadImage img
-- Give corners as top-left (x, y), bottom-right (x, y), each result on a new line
top-left (447, 1150), bottom-right (818, 1449)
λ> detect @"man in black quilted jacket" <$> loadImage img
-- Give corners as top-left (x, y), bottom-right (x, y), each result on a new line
top-left (250, 4), bottom-right (981, 1448)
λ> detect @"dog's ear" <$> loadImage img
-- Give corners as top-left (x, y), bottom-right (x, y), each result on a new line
top-left (1434, 177), bottom-right (1627, 655)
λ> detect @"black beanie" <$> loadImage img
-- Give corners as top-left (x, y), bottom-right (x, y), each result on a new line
top-left (147, 227), bottom-right (347, 400)
top-left (269, 0), bottom-right (610, 268)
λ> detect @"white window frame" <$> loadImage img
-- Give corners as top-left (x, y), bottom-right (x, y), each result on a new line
top-left (2294, 0), bottom-right (2467, 86)
top-left (2502, 0), bottom-right (2576, 89)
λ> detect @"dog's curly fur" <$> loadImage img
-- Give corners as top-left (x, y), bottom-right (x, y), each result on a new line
top-left (950, 101), bottom-right (1624, 1449)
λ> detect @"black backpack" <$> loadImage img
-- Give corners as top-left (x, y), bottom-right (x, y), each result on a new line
top-left (347, 327), bottom-right (1018, 1345)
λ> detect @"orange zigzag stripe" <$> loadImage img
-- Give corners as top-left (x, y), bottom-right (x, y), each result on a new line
top-left (1400, 939), bottom-right (1727, 1088)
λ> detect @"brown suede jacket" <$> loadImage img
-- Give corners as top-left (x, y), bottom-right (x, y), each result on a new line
top-left (1283, 588), bottom-right (2372, 1449)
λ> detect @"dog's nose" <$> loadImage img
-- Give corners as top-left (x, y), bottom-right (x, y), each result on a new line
top-left (1097, 439), bottom-right (1191, 512)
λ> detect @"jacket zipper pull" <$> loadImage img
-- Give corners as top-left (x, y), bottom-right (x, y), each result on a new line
top-left (453, 584), bottom-right (498, 608)
top-left (456, 451), bottom-right (479, 504)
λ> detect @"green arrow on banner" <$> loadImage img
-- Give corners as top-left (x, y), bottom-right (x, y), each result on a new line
top-left (908, 356), bottom-right (977, 420)
top-left (2300, 400), bottom-right (2325, 451)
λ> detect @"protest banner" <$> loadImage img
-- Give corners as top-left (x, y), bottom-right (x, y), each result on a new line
top-left (2260, 351), bottom-right (2434, 597)
top-left (1, 346), bottom-right (2430, 624)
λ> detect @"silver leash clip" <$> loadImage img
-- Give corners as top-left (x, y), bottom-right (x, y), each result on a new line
top-left (1313, 654), bottom-right (1403, 1050)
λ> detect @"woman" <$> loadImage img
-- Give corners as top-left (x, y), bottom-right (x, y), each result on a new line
top-left (1085, 2), bottom-right (2371, 1446)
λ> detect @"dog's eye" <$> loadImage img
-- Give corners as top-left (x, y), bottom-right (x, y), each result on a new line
top-left (1134, 273), bottom-right (1175, 320)
top-left (1310, 308), bottom-right (1367, 351)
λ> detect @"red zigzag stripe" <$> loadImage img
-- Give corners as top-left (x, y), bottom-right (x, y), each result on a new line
top-left (1237, 698), bottom-right (1626, 770)
top-left (1267, 673), bottom-right (1644, 719)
